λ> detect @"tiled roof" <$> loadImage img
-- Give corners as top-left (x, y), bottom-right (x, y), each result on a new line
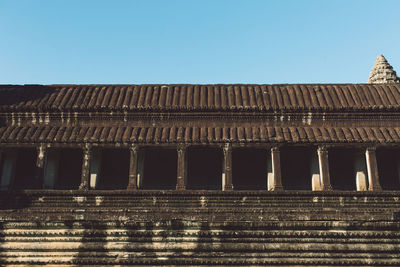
top-left (2, 84), bottom-right (400, 112)
top-left (1, 125), bottom-right (399, 144)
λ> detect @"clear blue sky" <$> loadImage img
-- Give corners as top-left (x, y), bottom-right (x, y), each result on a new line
top-left (0, 0), bottom-right (399, 84)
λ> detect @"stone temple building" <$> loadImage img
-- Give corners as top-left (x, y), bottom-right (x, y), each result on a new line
top-left (0, 55), bottom-right (400, 265)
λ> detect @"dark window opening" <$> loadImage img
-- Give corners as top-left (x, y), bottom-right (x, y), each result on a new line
top-left (97, 149), bottom-right (129, 190)
top-left (329, 148), bottom-right (357, 190)
top-left (232, 148), bottom-right (267, 190)
top-left (376, 149), bottom-right (400, 190)
top-left (281, 147), bottom-right (312, 190)
top-left (55, 149), bottom-right (82, 190)
top-left (187, 147), bottom-right (222, 190)
top-left (143, 149), bottom-right (177, 189)
top-left (13, 148), bottom-right (37, 190)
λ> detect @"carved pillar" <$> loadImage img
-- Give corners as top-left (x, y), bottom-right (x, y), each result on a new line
top-left (267, 150), bottom-right (273, 191)
top-left (222, 143), bottom-right (233, 191)
top-left (35, 144), bottom-right (46, 189)
top-left (127, 144), bottom-right (139, 190)
top-left (176, 144), bottom-right (187, 190)
top-left (354, 150), bottom-right (368, 191)
top-left (89, 149), bottom-right (102, 189)
top-left (268, 146), bottom-right (283, 191)
top-left (311, 149), bottom-right (322, 191)
top-left (137, 148), bottom-right (144, 189)
top-left (366, 147), bottom-right (382, 191)
top-left (79, 144), bottom-right (91, 190)
top-left (317, 146), bottom-right (332, 191)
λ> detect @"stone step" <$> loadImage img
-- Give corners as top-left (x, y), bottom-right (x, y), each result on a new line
top-left (2, 258), bottom-right (400, 266)
top-left (2, 200), bottom-right (398, 209)
top-left (0, 212), bottom-right (395, 222)
top-left (0, 192), bottom-right (400, 265)
top-left (0, 213), bottom-right (395, 223)
top-left (2, 229), bottom-right (400, 238)
top-left (0, 254), bottom-right (400, 266)
top-left (3, 193), bottom-right (400, 201)
top-left (1, 220), bottom-right (400, 229)
top-left (2, 251), bottom-right (400, 258)
top-left (2, 236), bottom-right (400, 244)
top-left (7, 206), bottom-right (398, 214)
top-left (12, 195), bottom-right (400, 201)
top-left (1, 241), bottom-right (400, 252)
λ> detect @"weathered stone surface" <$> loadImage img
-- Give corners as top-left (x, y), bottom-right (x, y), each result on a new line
top-left (368, 54), bottom-right (400, 84)
top-left (0, 191), bottom-right (399, 265)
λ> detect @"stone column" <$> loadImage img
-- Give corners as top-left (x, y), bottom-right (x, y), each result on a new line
top-left (354, 150), bottom-right (368, 191)
top-left (317, 146), bottom-right (332, 191)
top-left (366, 147), bottom-right (382, 191)
top-left (89, 149), bottom-right (102, 189)
top-left (222, 143), bottom-right (233, 191)
top-left (79, 144), bottom-right (91, 190)
top-left (176, 144), bottom-right (187, 190)
top-left (127, 144), bottom-right (139, 190)
top-left (267, 151), bottom-right (273, 190)
top-left (396, 152), bottom-right (400, 189)
top-left (268, 146), bottom-right (283, 191)
top-left (35, 144), bottom-right (46, 188)
top-left (137, 148), bottom-right (144, 189)
top-left (311, 149), bottom-right (322, 191)
top-left (0, 150), bottom-right (16, 191)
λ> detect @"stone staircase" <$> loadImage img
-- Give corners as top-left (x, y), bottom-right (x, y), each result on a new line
top-left (0, 190), bottom-right (399, 266)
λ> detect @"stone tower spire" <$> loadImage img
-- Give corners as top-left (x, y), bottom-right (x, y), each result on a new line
top-left (368, 54), bottom-right (400, 84)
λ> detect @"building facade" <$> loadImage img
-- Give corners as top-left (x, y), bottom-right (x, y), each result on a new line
top-left (0, 55), bottom-right (400, 265)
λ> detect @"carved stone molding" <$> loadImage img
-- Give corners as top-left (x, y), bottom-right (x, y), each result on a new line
top-left (79, 143), bottom-right (92, 190)
top-left (176, 143), bottom-right (188, 190)
top-left (317, 145), bottom-right (332, 191)
top-left (127, 144), bottom-right (139, 190)
top-left (269, 146), bottom-right (283, 191)
top-left (222, 143), bottom-right (233, 191)
top-left (365, 147), bottom-right (382, 191)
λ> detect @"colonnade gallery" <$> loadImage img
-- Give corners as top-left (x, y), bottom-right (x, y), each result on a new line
top-left (2, 83), bottom-right (400, 192)
top-left (2, 55), bottom-right (400, 265)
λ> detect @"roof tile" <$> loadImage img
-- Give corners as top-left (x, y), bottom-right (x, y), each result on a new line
top-left (0, 125), bottom-right (398, 143)
top-left (3, 84), bottom-right (400, 112)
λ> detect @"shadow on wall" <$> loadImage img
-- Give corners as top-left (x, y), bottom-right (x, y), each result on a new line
top-left (123, 220), bottom-right (186, 264)
top-left (67, 219), bottom-right (223, 265)
top-left (73, 221), bottom-right (110, 265)
top-left (120, 220), bottom-right (222, 264)
top-left (0, 192), bottom-right (33, 210)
